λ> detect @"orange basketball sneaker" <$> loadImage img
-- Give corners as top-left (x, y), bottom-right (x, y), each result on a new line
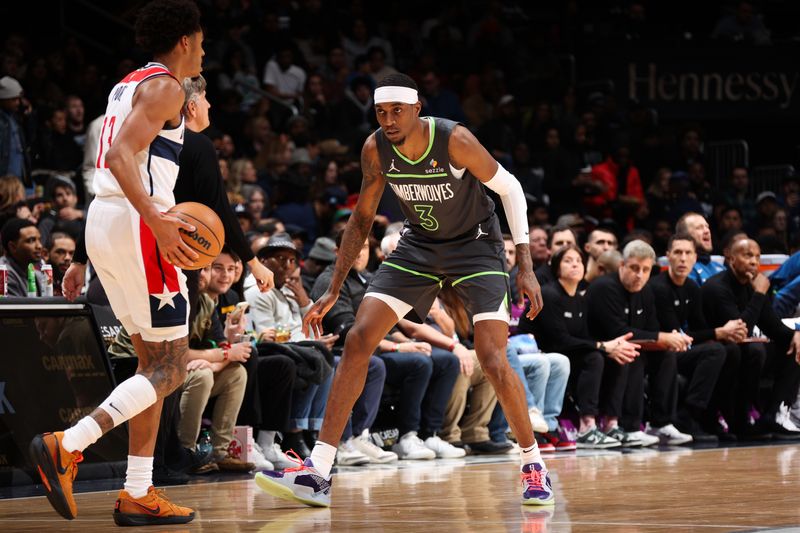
top-left (29, 432), bottom-right (83, 520)
top-left (113, 486), bottom-right (195, 526)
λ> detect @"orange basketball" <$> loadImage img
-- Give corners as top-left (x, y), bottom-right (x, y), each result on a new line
top-left (167, 202), bottom-right (225, 270)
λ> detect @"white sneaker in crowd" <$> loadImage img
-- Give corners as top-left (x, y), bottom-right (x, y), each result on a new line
top-left (262, 442), bottom-right (296, 470)
top-left (789, 393), bottom-right (800, 428)
top-left (424, 435), bottom-right (467, 458)
top-left (350, 430), bottom-right (398, 463)
top-left (250, 443), bottom-right (274, 471)
top-left (627, 430), bottom-right (660, 447)
top-left (336, 440), bottom-right (370, 466)
top-left (776, 402), bottom-right (800, 433)
top-left (647, 423), bottom-right (693, 445)
top-left (528, 407), bottom-right (549, 433)
top-left (391, 431), bottom-right (436, 460)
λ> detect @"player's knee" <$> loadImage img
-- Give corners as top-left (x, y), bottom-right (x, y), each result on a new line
top-left (479, 353), bottom-right (510, 382)
top-left (342, 327), bottom-right (376, 362)
top-left (174, 364), bottom-right (189, 389)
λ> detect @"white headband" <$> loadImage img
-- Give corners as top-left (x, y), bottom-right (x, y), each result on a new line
top-left (374, 86), bottom-right (418, 104)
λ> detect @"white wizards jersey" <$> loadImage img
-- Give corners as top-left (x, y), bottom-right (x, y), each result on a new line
top-left (92, 62), bottom-right (184, 208)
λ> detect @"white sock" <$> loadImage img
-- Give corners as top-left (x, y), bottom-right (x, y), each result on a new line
top-left (61, 416), bottom-right (103, 453)
top-left (309, 441), bottom-right (337, 478)
top-left (520, 442), bottom-right (544, 469)
top-left (98, 374), bottom-right (158, 427)
top-left (123, 455), bottom-right (154, 499)
top-left (257, 430), bottom-right (276, 449)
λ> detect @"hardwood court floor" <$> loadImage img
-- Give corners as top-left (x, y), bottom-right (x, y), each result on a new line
top-left (1, 444), bottom-right (799, 532)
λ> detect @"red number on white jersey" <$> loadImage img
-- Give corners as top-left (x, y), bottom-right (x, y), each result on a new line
top-left (95, 115), bottom-right (117, 169)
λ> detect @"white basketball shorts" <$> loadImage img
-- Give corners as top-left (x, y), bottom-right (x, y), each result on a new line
top-left (86, 196), bottom-right (189, 342)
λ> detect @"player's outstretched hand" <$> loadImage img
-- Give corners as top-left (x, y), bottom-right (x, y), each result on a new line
top-left (303, 290), bottom-right (340, 338)
top-left (250, 259), bottom-right (275, 292)
top-left (518, 269), bottom-right (544, 320)
top-left (148, 212), bottom-right (198, 269)
top-left (62, 262), bottom-right (87, 301)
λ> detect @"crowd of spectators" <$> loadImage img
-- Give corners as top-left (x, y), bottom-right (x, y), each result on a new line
top-left (2, 0), bottom-right (800, 475)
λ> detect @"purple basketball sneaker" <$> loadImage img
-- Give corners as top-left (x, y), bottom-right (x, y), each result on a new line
top-left (255, 451), bottom-right (332, 508)
top-left (521, 462), bottom-right (555, 505)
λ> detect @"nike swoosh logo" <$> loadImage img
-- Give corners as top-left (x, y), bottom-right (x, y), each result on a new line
top-left (54, 436), bottom-right (67, 475)
top-left (131, 500), bottom-right (161, 514)
top-left (109, 402), bottom-right (123, 415)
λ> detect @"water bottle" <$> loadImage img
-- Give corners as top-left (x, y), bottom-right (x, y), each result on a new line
top-left (26, 263), bottom-right (37, 297)
top-left (197, 429), bottom-right (213, 458)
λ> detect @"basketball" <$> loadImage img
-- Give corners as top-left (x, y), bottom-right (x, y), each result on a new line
top-left (167, 202), bottom-right (225, 270)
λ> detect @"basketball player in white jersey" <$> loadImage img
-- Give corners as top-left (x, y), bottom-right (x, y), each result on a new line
top-left (29, 0), bottom-right (273, 526)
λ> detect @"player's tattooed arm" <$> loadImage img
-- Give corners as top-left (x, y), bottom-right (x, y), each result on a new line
top-left (327, 135), bottom-right (386, 294)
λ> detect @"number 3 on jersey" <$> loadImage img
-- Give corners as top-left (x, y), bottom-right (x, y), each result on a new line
top-left (413, 204), bottom-right (439, 231)
top-left (95, 115), bottom-right (117, 169)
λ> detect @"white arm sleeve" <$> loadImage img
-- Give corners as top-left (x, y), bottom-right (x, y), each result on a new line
top-left (483, 164), bottom-right (529, 245)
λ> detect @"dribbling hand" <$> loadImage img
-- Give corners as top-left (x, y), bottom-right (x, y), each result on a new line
top-left (62, 263), bottom-right (87, 301)
top-left (147, 212), bottom-right (198, 269)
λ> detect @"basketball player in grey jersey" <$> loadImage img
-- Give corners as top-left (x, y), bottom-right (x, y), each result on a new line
top-left (255, 73), bottom-right (554, 507)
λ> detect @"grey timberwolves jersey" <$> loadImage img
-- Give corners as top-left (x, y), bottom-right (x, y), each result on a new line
top-left (375, 117), bottom-right (495, 241)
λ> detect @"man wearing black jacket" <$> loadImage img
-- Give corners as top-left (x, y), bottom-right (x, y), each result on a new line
top-left (586, 240), bottom-right (693, 446)
top-left (174, 75), bottom-right (272, 314)
top-left (649, 234), bottom-right (744, 441)
top-left (702, 238), bottom-right (800, 438)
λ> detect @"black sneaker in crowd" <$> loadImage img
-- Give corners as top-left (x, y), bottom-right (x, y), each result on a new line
top-left (605, 426), bottom-right (642, 447)
top-left (676, 414), bottom-right (719, 445)
top-left (468, 440), bottom-right (514, 454)
top-left (153, 466), bottom-right (190, 485)
top-left (282, 432), bottom-right (312, 459)
top-left (576, 427), bottom-right (621, 449)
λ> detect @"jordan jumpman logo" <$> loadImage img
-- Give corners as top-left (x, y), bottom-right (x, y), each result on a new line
top-left (476, 224), bottom-right (488, 239)
top-left (389, 158), bottom-right (400, 173)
